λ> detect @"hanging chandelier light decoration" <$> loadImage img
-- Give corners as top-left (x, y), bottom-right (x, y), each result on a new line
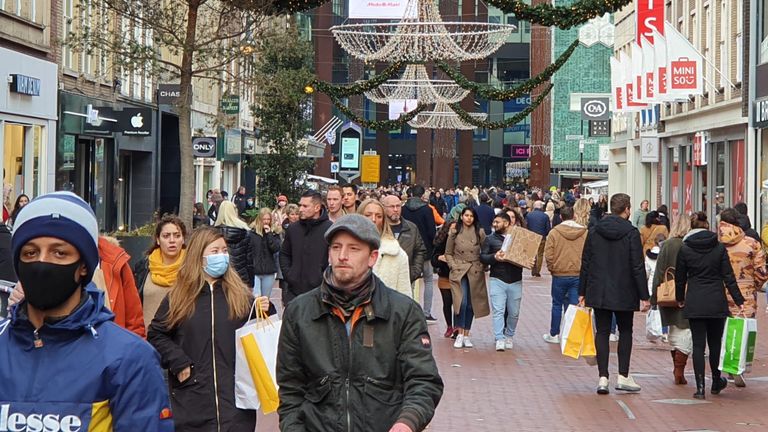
top-left (408, 102), bottom-right (487, 130)
top-left (364, 64), bottom-right (470, 104)
top-left (331, 0), bottom-right (516, 62)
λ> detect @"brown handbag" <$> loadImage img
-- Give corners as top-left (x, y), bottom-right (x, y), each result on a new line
top-left (656, 267), bottom-right (679, 307)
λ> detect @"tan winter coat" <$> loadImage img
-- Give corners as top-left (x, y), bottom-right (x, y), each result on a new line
top-left (639, 224), bottom-right (669, 256)
top-left (719, 221), bottom-right (768, 317)
top-left (446, 226), bottom-right (489, 318)
top-left (544, 220), bottom-right (588, 276)
top-left (373, 237), bottom-right (412, 298)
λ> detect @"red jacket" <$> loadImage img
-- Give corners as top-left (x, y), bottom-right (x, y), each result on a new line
top-left (98, 237), bottom-right (146, 338)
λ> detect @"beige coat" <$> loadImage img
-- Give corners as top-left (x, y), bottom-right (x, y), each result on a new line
top-left (446, 226), bottom-right (489, 318)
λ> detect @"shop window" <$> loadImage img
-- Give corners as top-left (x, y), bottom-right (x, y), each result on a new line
top-left (714, 142), bottom-right (725, 215)
top-left (731, 140), bottom-right (745, 204)
top-left (670, 146), bottom-right (680, 214)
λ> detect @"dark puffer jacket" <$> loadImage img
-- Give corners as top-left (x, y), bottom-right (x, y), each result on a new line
top-left (675, 229), bottom-right (745, 319)
top-left (220, 226), bottom-right (255, 287)
top-left (252, 231), bottom-right (281, 275)
top-left (402, 198), bottom-right (436, 257)
top-left (579, 215), bottom-right (649, 311)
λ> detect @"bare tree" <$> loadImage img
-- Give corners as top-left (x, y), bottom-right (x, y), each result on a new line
top-left (66, 0), bottom-right (280, 228)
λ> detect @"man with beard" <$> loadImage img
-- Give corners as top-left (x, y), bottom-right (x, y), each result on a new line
top-left (277, 214), bottom-right (443, 432)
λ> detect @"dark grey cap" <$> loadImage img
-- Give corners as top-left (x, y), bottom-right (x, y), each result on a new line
top-left (324, 214), bottom-right (381, 249)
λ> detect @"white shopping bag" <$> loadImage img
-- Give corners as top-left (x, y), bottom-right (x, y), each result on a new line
top-left (235, 301), bottom-right (282, 412)
top-left (646, 308), bottom-right (663, 341)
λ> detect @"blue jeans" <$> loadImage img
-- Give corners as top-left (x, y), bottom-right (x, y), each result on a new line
top-left (549, 276), bottom-right (580, 336)
top-left (456, 277), bottom-right (474, 330)
top-left (490, 278), bottom-right (523, 341)
top-left (254, 274), bottom-right (276, 299)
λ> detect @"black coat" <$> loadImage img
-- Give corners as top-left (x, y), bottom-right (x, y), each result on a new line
top-left (579, 215), bottom-right (649, 311)
top-left (279, 213), bottom-right (333, 305)
top-left (431, 231), bottom-right (450, 278)
top-left (0, 224), bottom-right (16, 318)
top-left (133, 257), bottom-right (149, 301)
top-left (251, 231), bottom-right (281, 275)
top-left (147, 282), bottom-right (256, 432)
top-left (480, 231), bottom-right (522, 284)
top-left (220, 226), bottom-right (255, 287)
top-left (276, 275), bottom-right (444, 432)
top-left (402, 198), bottom-right (436, 257)
top-left (675, 230), bottom-right (745, 319)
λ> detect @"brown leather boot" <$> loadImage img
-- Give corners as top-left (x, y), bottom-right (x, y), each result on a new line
top-left (673, 350), bottom-right (688, 385)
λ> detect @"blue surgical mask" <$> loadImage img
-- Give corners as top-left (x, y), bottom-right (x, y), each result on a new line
top-left (204, 253), bottom-right (230, 278)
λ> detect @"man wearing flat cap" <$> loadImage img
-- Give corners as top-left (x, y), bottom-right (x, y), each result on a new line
top-left (276, 214), bottom-right (444, 432)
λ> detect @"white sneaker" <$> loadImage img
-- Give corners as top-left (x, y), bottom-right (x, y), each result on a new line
top-left (616, 374), bottom-right (641, 392)
top-left (597, 376), bottom-right (609, 394)
top-left (609, 333), bottom-right (620, 342)
top-left (495, 340), bottom-right (505, 351)
top-left (453, 334), bottom-right (464, 349)
top-left (504, 339), bottom-right (514, 350)
top-left (542, 334), bottom-right (560, 344)
top-left (462, 337), bottom-right (473, 348)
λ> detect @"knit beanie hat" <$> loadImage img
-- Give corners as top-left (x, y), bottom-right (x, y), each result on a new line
top-left (12, 192), bottom-right (99, 284)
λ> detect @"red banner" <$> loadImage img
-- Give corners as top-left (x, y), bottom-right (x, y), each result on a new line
top-left (636, 0), bottom-right (665, 45)
top-left (732, 140), bottom-right (745, 203)
top-left (670, 58), bottom-right (698, 90)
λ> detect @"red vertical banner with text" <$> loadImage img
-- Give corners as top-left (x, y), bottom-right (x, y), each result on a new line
top-left (731, 140), bottom-right (745, 204)
top-left (636, 0), bottom-right (665, 45)
top-left (684, 168), bottom-right (693, 215)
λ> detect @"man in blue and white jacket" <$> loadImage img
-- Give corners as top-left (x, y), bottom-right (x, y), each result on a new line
top-left (0, 191), bottom-right (173, 431)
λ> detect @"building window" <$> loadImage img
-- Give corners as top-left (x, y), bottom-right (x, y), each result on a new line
top-left (736, 0), bottom-right (742, 82)
top-left (761, 0), bottom-right (768, 63)
top-left (719, 0), bottom-right (727, 88)
top-left (80, 0), bottom-right (93, 75)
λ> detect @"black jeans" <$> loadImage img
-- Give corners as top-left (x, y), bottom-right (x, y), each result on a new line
top-left (689, 318), bottom-right (726, 379)
top-left (594, 309), bottom-right (635, 378)
top-left (440, 287), bottom-right (454, 327)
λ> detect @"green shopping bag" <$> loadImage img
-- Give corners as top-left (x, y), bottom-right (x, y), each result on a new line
top-left (719, 317), bottom-right (749, 375)
top-left (745, 318), bottom-right (757, 373)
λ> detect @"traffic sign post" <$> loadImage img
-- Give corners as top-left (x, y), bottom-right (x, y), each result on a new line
top-left (338, 171), bottom-right (360, 183)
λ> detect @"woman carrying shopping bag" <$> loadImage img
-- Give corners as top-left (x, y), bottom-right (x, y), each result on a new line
top-left (446, 206), bottom-right (488, 348)
top-left (651, 215), bottom-right (693, 385)
top-left (148, 227), bottom-right (270, 431)
top-left (675, 212), bottom-right (745, 400)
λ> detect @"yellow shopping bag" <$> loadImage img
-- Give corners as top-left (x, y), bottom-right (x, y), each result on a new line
top-left (235, 305), bottom-right (281, 414)
top-left (560, 306), bottom-right (596, 359)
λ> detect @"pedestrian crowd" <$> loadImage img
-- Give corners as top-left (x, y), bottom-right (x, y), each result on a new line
top-left (0, 181), bottom-right (762, 431)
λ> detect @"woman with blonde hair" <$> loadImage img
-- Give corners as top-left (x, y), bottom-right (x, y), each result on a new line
top-left (215, 201), bottom-right (256, 288)
top-left (573, 198), bottom-right (591, 227)
top-left (148, 227), bottom-right (270, 431)
top-left (249, 208), bottom-right (282, 298)
top-left (358, 199), bottom-right (411, 297)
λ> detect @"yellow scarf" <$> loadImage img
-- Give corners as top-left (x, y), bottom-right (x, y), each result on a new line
top-left (148, 248), bottom-right (186, 287)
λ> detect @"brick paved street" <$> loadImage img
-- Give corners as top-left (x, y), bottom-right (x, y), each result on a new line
top-left (258, 270), bottom-right (768, 431)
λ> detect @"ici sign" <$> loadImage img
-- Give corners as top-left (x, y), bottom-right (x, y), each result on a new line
top-left (581, 97), bottom-right (610, 121)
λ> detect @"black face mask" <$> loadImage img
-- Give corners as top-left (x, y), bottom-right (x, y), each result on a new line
top-left (17, 261), bottom-right (83, 311)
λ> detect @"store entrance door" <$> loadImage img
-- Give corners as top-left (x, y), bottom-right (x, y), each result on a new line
top-left (74, 137), bottom-right (113, 231)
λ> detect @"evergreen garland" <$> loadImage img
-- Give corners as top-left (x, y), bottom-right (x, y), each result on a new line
top-left (328, 94), bottom-right (428, 130)
top-left (449, 84), bottom-right (553, 129)
top-left (484, 0), bottom-right (631, 29)
top-left (436, 39), bottom-right (579, 101)
top-left (310, 62), bottom-right (406, 98)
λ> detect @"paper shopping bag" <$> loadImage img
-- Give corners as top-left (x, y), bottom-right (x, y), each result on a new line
top-left (719, 317), bottom-right (749, 375)
top-left (745, 318), bottom-right (757, 373)
top-left (235, 309), bottom-right (282, 414)
top-left (561, 306), bottom-right (595, 359)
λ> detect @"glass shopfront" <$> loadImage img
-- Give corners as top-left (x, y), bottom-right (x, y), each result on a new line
top-left (3, 122), bottom-right (42, 208)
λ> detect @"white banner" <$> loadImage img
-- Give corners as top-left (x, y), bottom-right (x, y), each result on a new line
top-left (631, 42), bottom-right (646, 104)
top-left (651, 29), bottom-right (671, 101)
top-left (640, 137), bottom-right (659, 163)
top-left (621, 51), bottom-right (645, 111)
top-left (388, 99), bottom-right (418, 120)
top-left (348, 0), bottom-right (416, 19)
top-left (610, 56), bottom-right (625, 112)
top-left (665, 21), bottom-right (703, 98)
top-left (641, 37), bottom-right (656, 102)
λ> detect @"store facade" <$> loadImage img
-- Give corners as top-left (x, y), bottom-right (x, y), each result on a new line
top-left (0, 47), bottom-right (58, 207)
top-left (57, 92), bottom-right (159, 232)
